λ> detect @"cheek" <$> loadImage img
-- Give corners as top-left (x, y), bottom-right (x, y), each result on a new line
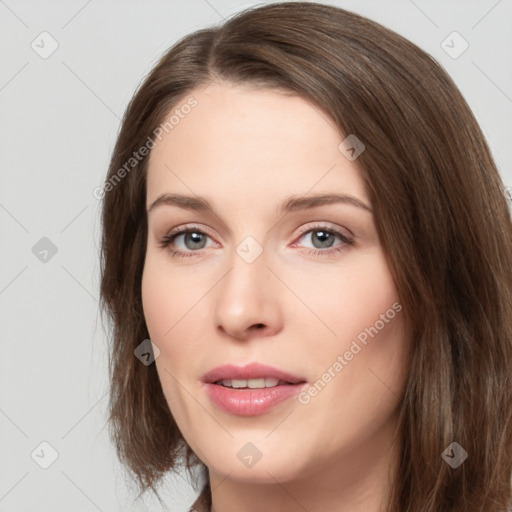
top-left (141, 252), bottom-right (188, 340)
top-left (287, 251), bottom-right (399, 345)
top-left (292, 258), bottom-right (406, 455)
top-left (292, 251), bottom-right (405, 399)
top-left (141, 256), bottom-right (198, 416)
top-left (141, 252), bottom-right (206, 367)
top-left (141, 259), bottom-right (170, 341)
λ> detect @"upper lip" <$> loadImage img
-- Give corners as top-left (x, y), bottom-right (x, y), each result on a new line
top-left (202, 362), bottom-right (306, 384)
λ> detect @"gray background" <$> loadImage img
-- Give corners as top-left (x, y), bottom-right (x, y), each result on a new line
top-left (1, 0), bottom-right (511, 510)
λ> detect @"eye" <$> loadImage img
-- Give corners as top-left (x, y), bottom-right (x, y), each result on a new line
top-left (158, 224), bottom-right (214, 258)
top-left (293, 223), bottom-right (354, 257)
top-left (158, 222), bottom-right (354, 258)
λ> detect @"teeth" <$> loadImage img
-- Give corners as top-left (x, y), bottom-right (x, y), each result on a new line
top-left (220, 377), bottom-right (282, 389)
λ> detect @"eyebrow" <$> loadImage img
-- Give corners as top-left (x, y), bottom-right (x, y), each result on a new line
top-left (147, 192), bottom-right (373, 216)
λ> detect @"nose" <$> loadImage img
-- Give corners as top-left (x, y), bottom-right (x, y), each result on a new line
top-left (213, 242), bottom-right (283, 341)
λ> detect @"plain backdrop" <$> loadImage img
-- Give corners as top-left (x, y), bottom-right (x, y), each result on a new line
top-left (1, 0), bottom-right (511, 510)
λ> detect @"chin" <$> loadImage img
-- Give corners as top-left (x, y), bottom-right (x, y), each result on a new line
top-left (198, 438), bottom-right (310, 484)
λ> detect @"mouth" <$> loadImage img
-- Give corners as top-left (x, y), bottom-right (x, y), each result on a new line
top-left (202, 362), bottom-right (306, 385)
top-left (202, 363), bottom-right (307, 416)
top-left (214, 377), bottom-right (296, 389)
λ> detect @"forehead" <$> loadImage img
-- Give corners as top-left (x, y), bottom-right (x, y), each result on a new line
top-left (146, 82), bottom-right (369, 210)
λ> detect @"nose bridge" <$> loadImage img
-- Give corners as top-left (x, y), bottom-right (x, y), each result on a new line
top-left (213, 231), bottom-right (281, 338)
top-left (224, 232), bottom-right (270, 302)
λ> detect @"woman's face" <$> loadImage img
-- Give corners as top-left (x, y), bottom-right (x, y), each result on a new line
top-left (142, 81), bottom-right (409, 489)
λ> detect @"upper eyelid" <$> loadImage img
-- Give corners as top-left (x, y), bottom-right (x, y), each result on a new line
top-left (296, 222), bottom-right (353, 237)
top-left (165, 222), bottom-right (352, 244)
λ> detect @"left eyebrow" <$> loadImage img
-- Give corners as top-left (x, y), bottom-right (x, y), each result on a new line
top-left (147, 192), bottom-right (372, 215)
top-left (279, 193), bottom-right (372, 214)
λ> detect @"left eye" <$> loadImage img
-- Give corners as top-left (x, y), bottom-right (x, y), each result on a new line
top-left (159, 224), bottom-right (353, 258)
top-left (298, 228), bottom-right (349, 250)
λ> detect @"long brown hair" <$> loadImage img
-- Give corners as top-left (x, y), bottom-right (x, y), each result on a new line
top-left (99, 2), bottom-right (512, 510)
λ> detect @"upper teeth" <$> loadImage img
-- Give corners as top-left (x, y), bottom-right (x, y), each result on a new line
top-left (220, 378), bottom-right (282, 389)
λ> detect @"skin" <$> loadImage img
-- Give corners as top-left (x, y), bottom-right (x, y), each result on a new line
top-left (141, 81), bottom-right (410, 512)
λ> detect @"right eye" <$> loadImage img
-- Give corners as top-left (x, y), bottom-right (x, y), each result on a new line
top-left (159, 225), bottom-right (215, 258)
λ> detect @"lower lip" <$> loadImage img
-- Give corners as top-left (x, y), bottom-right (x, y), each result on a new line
top-left (204, 382), bottom-right (307, 416)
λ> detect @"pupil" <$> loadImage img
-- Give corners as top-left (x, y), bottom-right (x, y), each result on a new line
top-left (313, 230), bottom-right (334, 249)
top-left (186, 232), bottom-right (206, 249)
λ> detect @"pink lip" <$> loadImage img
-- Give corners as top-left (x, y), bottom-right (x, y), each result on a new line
top-left (202, 362), bottom-right (305, 384)
top-left (202, 363), bottom-right (307, 416)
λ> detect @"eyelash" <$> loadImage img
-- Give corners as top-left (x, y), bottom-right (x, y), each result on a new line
top-left (158, 223), bottom-right (354, 259)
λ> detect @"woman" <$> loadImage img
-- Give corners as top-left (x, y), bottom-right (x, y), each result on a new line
top-left (99, 2), bottom-right (512, 511)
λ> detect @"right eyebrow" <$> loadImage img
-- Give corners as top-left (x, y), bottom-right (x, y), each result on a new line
top-left (147, 193), bottom-right (212, 214)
